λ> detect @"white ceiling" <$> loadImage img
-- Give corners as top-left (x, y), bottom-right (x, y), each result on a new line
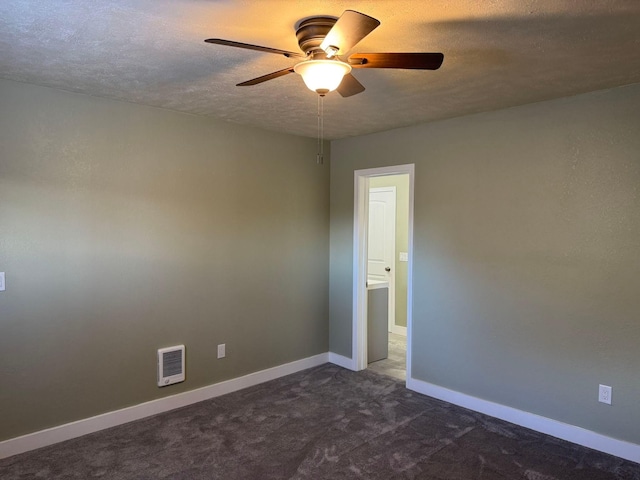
top-left (2, 1), bottom-right (639, 139)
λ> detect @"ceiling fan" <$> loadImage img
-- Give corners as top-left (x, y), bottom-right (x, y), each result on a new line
top-left (204, 10), bottom-right (444, 97)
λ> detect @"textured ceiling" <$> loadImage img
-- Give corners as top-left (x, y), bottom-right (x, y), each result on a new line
top-left (2, 1), bottom-right (640, 139)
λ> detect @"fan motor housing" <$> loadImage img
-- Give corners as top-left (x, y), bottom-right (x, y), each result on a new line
top-left (296, 16), bottom-right (337, 55)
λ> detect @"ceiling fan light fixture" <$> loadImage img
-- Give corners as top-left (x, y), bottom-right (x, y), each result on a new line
top-left (294, 59), bottom-right (352, 94)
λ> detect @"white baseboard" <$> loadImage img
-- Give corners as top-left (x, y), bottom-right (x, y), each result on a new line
top-left (328, 351), bottom-right (356, 371)
top-left (0, 352), bottom-right (330, 460)
top-left (390, 325), bottom-right (407, 336)
top-left (407, 377), bottom-right (640, 464)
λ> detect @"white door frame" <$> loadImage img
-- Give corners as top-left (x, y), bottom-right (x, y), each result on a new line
top-left (352, 164), bottom-right (415, 380)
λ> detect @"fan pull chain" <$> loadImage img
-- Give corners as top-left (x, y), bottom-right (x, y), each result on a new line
top-left (317, 93), bottom-right (324, 165)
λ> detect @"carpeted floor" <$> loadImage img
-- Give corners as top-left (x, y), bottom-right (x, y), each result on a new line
top-left (1, 364), bottom-right (639, 479)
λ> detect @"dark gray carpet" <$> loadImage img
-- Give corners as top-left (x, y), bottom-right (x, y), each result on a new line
top-left (1, 364), bottom-right (639, 479)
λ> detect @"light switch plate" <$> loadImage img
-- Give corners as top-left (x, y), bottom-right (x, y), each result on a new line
top-left (217, 344), bottom-right (226, 359)
top-left (399, 252), bottom-right (408, 262)
top-left (0, 272), bottom-right (5, 291)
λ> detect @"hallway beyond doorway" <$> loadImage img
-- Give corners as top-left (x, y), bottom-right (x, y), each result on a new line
top-left (367, 333), bottom-right (406, 381)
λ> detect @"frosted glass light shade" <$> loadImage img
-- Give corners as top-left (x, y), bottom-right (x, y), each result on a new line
top-left (294, 60), bottom-right (352, 94)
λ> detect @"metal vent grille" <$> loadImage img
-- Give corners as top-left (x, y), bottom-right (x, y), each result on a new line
top-left (157, 345), bottom-right (185, 387)
top-left (162, 350), bottom-right (183, 377)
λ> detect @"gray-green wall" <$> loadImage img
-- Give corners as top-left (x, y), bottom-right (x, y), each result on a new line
top-left (369, 175), bottom-right (409, 328)
top-left (330, 84), bottom-right (640, 444)
top-left (0, 79), bottom-right (329, 441)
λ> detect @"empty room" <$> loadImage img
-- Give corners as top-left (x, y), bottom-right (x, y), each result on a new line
top-left (1, 1), bottom-right (639, 478)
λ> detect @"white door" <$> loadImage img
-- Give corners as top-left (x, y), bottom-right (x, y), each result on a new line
top-left (368, 187), bottom-right (396, 332)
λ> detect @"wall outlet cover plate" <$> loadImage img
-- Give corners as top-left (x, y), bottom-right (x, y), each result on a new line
top-left (598, 384), bottom-right (612, 405)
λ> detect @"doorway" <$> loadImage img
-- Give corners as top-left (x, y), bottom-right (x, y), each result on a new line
top-left (352, 164), bottom-right (414, 383)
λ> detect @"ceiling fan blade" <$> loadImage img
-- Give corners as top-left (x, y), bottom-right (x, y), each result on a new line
top-left (337, 73), bottom-right (365, 97)
top-left (236, 67), bottom-right (295, 86)
top-left (349, 53), bottom-right (444, 70)
top-left (204, 38), bottom-right (305, 58)
top-left (320, 10), bottom-right (380, 57)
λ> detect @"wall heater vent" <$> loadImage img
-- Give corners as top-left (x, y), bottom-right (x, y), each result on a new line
top-left (157, 345), bottom-right (185, 387)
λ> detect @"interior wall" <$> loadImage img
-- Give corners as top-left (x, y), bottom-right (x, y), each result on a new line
top-left (0, 79), bottom-right (330, 442)
top-left (329, 83), bottom-right (640, 444)
top-left (369, 175), bottom-right (409, 329)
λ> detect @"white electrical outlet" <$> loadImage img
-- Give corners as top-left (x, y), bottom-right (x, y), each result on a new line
top-left (399, 252), bottom-right (408, 262)
top-left (217, 344), bottom-right (226, 359)
top-left (598, 384), bottom-right (612, 405)
top-left (0, 272), bottom-right (5, 291)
